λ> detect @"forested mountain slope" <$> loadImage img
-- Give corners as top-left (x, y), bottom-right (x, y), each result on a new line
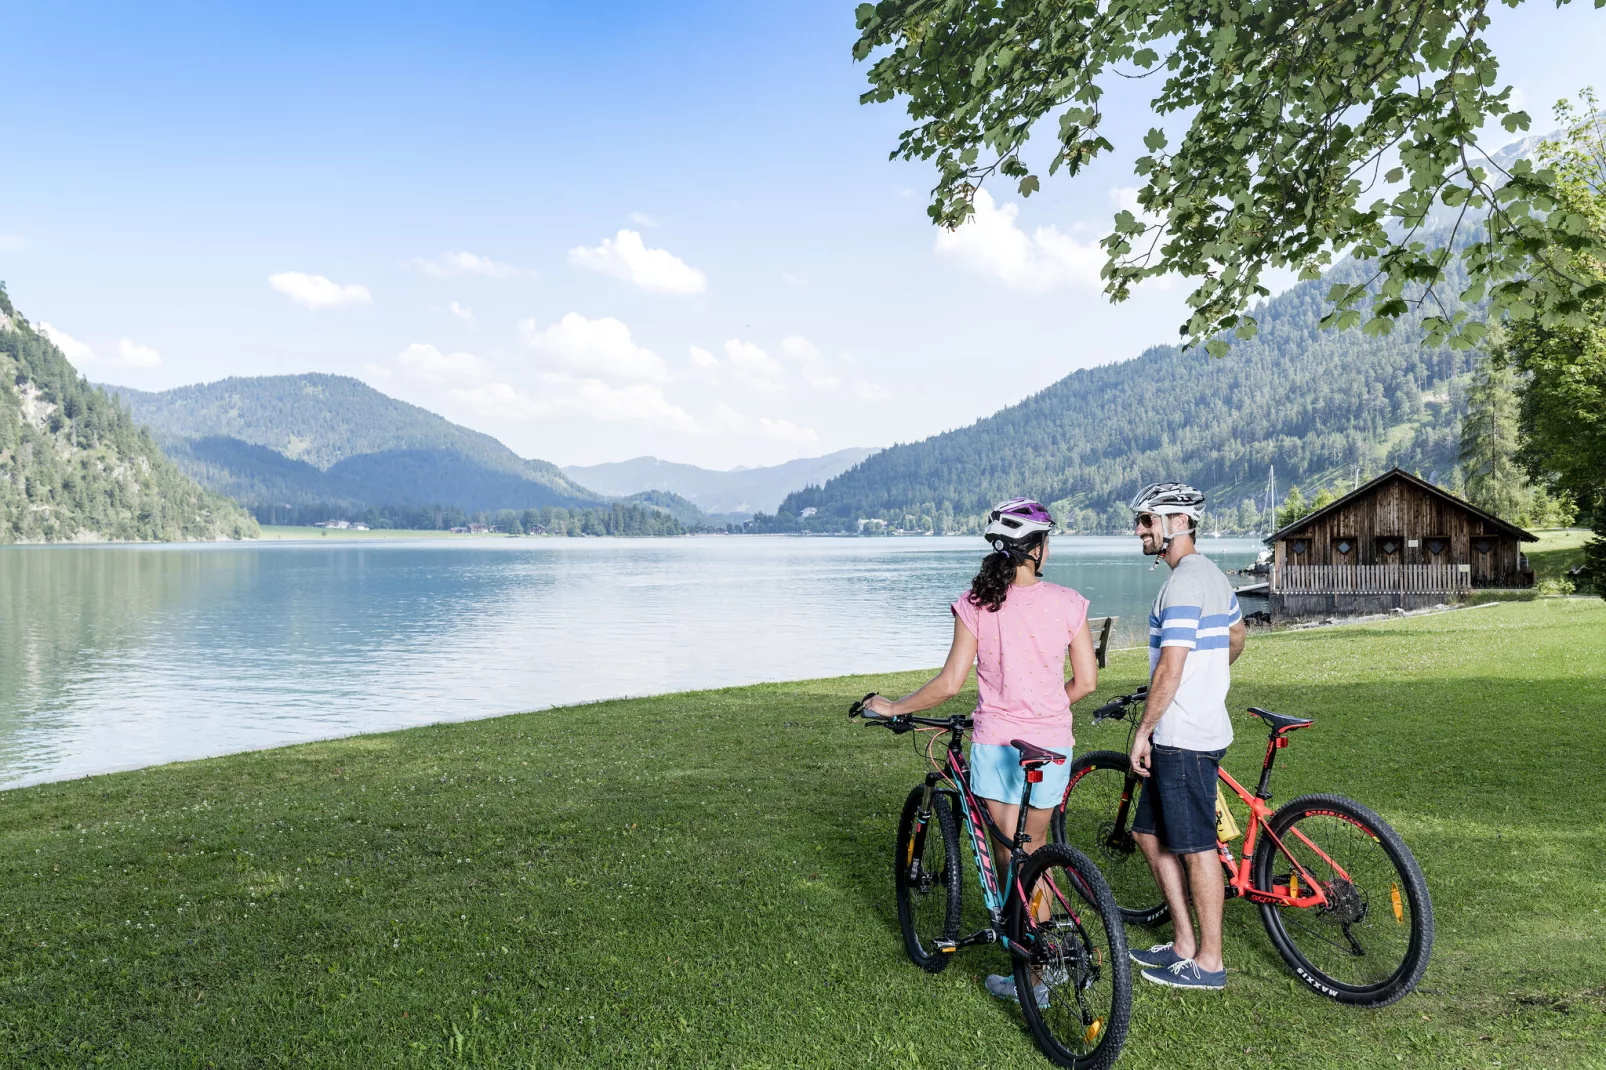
top-left (0, 288), bottom-right (256, 543)
top-left (774, 250), bottom-right (1478, 534)
top-left (105, 375), bottom-right (605, 516)
top-left (562, 448), bottom-right (879, 517)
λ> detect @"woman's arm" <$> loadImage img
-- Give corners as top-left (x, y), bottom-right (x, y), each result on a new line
top-left (1064, 622), bottom-right (1098, 706)
top-left (864, 617), bottom-right (976, 716)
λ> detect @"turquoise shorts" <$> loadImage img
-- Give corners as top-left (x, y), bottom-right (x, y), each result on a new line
top-left (970, 742), bottom-right (1072, 809)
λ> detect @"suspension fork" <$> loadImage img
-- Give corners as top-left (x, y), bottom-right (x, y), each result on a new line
top-left (904, 771), bottom-right (943, 871)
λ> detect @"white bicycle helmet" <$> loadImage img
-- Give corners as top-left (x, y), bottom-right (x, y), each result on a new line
top-left (1129, 482), bottom-right (1205, 565)
top-left (984, 497), bottom-right (1054, 543)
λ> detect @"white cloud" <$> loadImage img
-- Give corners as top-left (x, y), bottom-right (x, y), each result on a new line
top-left (780, 335), bottom-right (841, 390)
top-left (269, 272), bottom-right (372, 310)
top-left (449, 300), bottom-right (475, 323)
top-left (395, 342), bottom-right (494, 385)
top-left (39, 323), bottom-right (163, 369)
top-left (411, 251), bottom-right (520, 279)
top-left (541, 375), bottom-right (700, 433)
top-left (934, 189), bottom-right (1103, 291)
top-left (708, 402), bottom-right (820, 444)
top-left (447, 380), bottom-right (551, 423)
top-left (755, 416), bottom-right (819, 444)
top-left (520, 313), bottom-right (667, 382)
top-left (115, 338), bottom-right (163, 368)
top-left (568, 229), bottom-right (707, 295)
top-left (39, 323), bottom-right (99, 366)
top-left (722, 338), bottom-right (786, 393)
top-left (628, 212), bottom-right (660, 228)
top-left (688, 345), bottom-right (718, 370)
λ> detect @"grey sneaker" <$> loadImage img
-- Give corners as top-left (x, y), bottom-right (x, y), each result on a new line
top-left (985, 973), bottom-right (1051, 1007)
top-left (1140, 958), bottom-right (1226, 991)
top-left (1129, 941), bottom-right (1184, 970)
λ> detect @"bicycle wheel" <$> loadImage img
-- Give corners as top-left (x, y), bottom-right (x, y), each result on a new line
top-left (1252, 793), bottom-right (1433, 1007)
top-left (1008, 844), bottom-right (1131, 1070)
top-left (1051, 751), bottom-right (1170, 927)
top-left (893, 786), bottom-right (961, 972)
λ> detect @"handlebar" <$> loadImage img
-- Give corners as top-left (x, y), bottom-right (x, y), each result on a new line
top-left (1091, 686), bottom-right (1149, 724)
top-left (848, 692), bottom-right (972, 734)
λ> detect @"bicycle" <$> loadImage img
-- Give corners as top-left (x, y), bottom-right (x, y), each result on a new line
top-left (848, 693), bottom-right (1131, 1070)
top-left (1051, 687), bottom-right (1433, 1007)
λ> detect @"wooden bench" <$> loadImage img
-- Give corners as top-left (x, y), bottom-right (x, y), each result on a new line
top-left (1090, 615), bottom-right (1118, 668)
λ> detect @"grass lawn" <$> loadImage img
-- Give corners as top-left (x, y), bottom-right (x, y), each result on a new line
top-left (1, 600), bottom-right (1602, 1068)
top-left (1527, 528), bottom-right (1595, 585)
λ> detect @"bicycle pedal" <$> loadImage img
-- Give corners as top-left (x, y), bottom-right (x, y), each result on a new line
top-left (934, 940), bottom-right (958, 954)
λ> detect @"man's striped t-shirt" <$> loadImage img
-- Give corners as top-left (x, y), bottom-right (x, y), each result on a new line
top-left (1147, 553), bottom-right (1242, 751)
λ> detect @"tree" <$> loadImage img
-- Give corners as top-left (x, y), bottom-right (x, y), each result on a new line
top-left (1499, 97), bottom-right (1606, 594)
top-left (1275, 486), bottom-right (1308, 530)
top-left (1459, 350), bottom-right (1533, 523)
top-left (854, 1), bottom-right (1606, 355)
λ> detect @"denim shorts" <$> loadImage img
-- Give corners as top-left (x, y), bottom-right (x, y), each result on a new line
top-left (1130, 744), bottom-right (1226, 855)
top-left (970, 742), bottom-right (1071, 810)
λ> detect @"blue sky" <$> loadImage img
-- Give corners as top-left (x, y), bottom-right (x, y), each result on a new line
top-left (3, 1), bottom-right (1602, 468)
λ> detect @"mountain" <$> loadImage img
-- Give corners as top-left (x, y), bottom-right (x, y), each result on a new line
top-left (766, 242), bottom-right (1481, 535)
top-left (104, 374), bottom-right (605, 517)
top-left (561, 448), bottom-right (879, 517)
top-left (0, 288), bottom-right (256, 543)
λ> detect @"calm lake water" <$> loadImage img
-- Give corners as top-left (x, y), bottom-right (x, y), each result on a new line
top-left (0, 535), bottom-right (1263, 788)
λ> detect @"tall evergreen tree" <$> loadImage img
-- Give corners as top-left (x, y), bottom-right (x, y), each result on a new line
top-left (1459, 354), bottom-right (1532, 523)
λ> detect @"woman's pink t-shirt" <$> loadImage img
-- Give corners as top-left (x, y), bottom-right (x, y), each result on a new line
top-left (951, 581), bottom-right (1090, 750)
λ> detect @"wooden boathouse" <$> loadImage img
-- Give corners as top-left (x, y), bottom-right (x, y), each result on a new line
top-left (1266, 468), bottom-right (1536, 620)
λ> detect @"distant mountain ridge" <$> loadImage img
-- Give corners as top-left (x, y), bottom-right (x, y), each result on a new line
top-left (105, 374), bottom-right (606, 515)
top-left (0, 288), bottom-right (256, 543)
top-left (562, 448), bottom-right (878, 517)
top-left (771, 232), bottom-right (1482, 534)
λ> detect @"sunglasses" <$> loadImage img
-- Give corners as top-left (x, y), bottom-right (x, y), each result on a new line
top-left (1134, 513), bottom-right (1160, 530)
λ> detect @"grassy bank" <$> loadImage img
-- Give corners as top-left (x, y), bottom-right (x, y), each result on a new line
top-left (2, 601), bottom-right (1602, 1068)
top-left (1527, 528), bottom-right (1594, 585)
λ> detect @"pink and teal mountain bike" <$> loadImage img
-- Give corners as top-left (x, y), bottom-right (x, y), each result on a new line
top-left (850, 694), bottom-right (1131, 1070)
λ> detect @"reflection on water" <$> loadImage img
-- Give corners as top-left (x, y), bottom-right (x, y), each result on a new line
top-left (0, 536), bottom-right (1262, 787)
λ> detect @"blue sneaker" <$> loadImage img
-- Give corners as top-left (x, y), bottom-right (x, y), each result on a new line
top-left (1140, 958), bottom-right (1226, 991)
top-left (985, 973), bottom-right (1051, 1007)
top-left (1129, 942), bottom-right (1184, 969)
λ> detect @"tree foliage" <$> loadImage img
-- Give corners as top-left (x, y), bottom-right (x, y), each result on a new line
top-left (0, 287), bottom-right (256, 543)
top-left (854, 0), bottom-right (1606, 354)
top-left (1499, 96), bottom-right (1606, 592)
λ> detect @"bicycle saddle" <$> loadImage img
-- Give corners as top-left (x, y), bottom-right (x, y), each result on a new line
top-left (1247, 707), bottom-right (1313, 734)
top-left (1010, 739), bottom-right (1067, 767)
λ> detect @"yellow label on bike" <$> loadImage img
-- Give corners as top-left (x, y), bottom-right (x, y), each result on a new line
top-left (906, 838), bottom-right (916, 866)
top-left (1215, 784), bottom-right (1242, 842)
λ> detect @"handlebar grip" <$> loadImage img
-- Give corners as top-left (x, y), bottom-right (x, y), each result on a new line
top-left (848, 691), bottom-right (878, 718)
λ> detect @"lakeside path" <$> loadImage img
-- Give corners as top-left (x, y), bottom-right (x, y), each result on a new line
top-left (2, 601), bottom-right (1602, 1068)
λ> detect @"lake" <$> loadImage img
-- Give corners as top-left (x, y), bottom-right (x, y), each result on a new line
top-left (0, 535), bottom-right (1263, 788)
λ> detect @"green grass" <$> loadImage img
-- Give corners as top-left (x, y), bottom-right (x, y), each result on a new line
top-left (1527, 528), bottom-right (1594, 585)
top-left (2, 600), bottom-right (1603, 1068)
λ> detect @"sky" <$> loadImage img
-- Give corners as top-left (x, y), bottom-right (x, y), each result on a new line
top-left (2, 1), bottom-right (1602, 469)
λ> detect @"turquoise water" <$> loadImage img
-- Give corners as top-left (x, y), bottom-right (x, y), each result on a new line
top-left (0, 535), bottom-right (1262, 787)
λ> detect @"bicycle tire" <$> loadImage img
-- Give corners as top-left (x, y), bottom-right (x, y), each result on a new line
top-left (1051, 751), bottom-right (1170, 927)
top-left (893, 786), bottom-right (962, 972)
top-left (1008, 844), bottom-right (1132, 1070)
top-left (1252, 793), bottom-right (1433, 1007)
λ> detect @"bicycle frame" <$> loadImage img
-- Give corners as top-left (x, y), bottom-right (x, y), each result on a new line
top-left (909, 723), bottom-right (1074, 961)
top-left (1089, 715), bottom-right (1354, 911)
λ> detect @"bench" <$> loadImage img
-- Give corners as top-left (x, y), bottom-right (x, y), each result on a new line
top-left (1090, 615), bottom-right (1118, 669)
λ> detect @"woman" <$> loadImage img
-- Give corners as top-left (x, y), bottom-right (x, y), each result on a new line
top-left (865, 497), bottom-right (1098, 1004)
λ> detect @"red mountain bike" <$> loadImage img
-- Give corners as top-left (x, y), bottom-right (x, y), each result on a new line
top-left (1052, 688), bottom-right (1433, 1007)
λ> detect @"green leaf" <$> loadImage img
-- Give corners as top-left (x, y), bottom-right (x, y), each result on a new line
top-left (1018, 175), bottom-right (1040, 197)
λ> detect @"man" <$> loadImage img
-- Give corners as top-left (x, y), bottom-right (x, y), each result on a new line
top-left (1125, 482), bottom-right (1246, 991)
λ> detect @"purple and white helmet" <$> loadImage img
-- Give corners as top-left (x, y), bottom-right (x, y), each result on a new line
top-left (984, 497), bottom-right (1054, 545)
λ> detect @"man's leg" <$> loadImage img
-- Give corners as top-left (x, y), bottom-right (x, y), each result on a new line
top-left (1134, 830), bottom-right (1196, 959)
top-left (1182, 849), bottom-right (1224, 972)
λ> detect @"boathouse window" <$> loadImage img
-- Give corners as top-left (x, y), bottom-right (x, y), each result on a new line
top-left (1426, 536), bottom-right (1448, 556)
top-left (1290, 538), bottom-right (1309, 556)
top-left (1376, 535), bottom-right (1402, 556)
top-left (1473, 536), bottom-right (1494, 555)
top-left (1333, 537), bottom-right (1355, 557)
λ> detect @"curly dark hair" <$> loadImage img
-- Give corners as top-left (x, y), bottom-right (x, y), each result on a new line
top-left (966, 533), bottom-right (1045, 612)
